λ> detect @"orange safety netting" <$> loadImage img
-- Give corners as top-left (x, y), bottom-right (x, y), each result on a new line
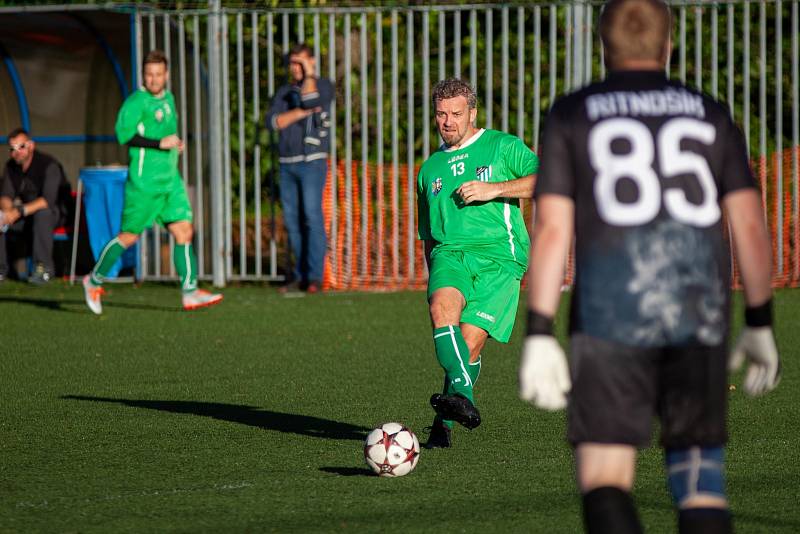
top-left (754, 146), bottom-right (800, 288)
top-left (320, 148), bottom-right (800, 292)
top-left (321, 159), bottom-right (427, 291)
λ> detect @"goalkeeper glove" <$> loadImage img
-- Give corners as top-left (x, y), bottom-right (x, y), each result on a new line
top-left (729, 299), bottom-right (781, 396)
top-left (519, 336), bottom-right (571, 410)
top-left (518, 311), bottom-right (571, 411)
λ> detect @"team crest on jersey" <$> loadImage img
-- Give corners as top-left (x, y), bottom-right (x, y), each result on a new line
top-left (476, 165), bottom-right (492, 182)
top-left (155, 108), bottom-right (164, 122)
top-left (431, 177), bottom-right (443, 196)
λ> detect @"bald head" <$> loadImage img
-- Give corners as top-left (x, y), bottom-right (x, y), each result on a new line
top-left (600, 0), bottom-right (672, 70)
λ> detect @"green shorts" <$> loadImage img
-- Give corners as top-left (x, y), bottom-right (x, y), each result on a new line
top-left (121, 179), bottom-right (193, 235)
top-left (427, 249), bottom-right (522, 343)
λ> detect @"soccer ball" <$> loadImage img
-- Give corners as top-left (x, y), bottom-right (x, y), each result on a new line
top-left (363, 422), bottom-right (420, 477)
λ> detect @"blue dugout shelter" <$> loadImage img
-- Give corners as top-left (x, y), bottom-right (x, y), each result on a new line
top-left (0, 6), bottom-right (134, 184)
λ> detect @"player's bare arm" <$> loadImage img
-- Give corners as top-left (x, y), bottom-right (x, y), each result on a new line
top-left (724, 187), bottom-right (781, 396)
top-left (456, 174), bottom-right (536, 205)
top-left (724, 188), bottom-right (772, 306)
top-left (519, 193), bottom-right (574, 411)
top-left (159, 134), bottom-right (185, 153)
top-left (527, 194), bottom-right (574, 316)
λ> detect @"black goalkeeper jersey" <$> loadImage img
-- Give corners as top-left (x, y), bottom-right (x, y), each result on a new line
top-left (535, 70), bottom-right (757, 348)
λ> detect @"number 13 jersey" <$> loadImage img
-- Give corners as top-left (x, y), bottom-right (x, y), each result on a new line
top-left (417, 128), bottom-right (539, 279)
top-left (535, 70), bottom-right (758, 347)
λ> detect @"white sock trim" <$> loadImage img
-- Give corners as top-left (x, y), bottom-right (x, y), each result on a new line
top-left (91, 237), bottom-right (124, 283)
top-left (448, 325), bottom-right (472, 387)
top-left (177, 244), bottom-right (197, 292)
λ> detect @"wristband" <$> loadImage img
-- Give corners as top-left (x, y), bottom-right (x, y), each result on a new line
top-left (745, 298), bottom-right (773, 327)
top-left (526, 310), bottom-right (554, 336)
top-left (18, 205), bottom-right (26, 218)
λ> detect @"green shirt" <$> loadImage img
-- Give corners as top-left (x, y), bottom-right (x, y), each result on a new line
top-left (417, 129), bottom-right (539, 278)
top-left (115, 88), bottom-right (181, 191)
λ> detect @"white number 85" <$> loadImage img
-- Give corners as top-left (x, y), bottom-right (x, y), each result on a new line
top-left (589, 117), bottom-right (720, 227)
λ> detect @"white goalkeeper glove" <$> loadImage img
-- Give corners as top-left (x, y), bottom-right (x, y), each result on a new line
top-left (729, 326), bottom-right (781, 396)
top-left (519, 335), bottom-right (571, 411)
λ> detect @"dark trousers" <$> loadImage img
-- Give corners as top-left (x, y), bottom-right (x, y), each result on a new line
top-left (0, 208), bottom-right (58, 276)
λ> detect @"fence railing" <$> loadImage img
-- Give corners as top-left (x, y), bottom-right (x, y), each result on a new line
top-left (124, 0), bottom-right (800, 289)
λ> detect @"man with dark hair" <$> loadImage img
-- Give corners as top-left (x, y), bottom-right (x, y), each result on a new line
top-left (0, 128), bottom-right (71, 284)
top-left (519, 1), bottom-right (780, 533)
top-left (82, 49), bottom-right (222, 314)
top-left (265, 43), bottom-right (334, 294)
top-left (418, 78), bottom-right (538, 448)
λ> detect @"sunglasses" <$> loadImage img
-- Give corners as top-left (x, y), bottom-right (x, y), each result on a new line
top-left (9, 141), bottom-right (30, 153)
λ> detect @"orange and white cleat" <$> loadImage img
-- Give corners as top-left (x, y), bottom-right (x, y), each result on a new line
top-left (82, 275), bottom-right (106, 315)
top-left (182, 289), bottom-right (223, 311)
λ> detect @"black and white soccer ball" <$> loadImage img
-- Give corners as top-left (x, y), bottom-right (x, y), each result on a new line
top-left (363, 422), bottom-right (420, 477)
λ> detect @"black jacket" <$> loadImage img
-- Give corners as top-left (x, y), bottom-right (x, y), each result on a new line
top-left (1, 151), bottom-right (71, 219)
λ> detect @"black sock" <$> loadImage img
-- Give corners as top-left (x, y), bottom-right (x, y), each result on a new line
top-left (582, 487), bottom-right (643, 534)
top-left (679, 508), bottom-right (732, 534)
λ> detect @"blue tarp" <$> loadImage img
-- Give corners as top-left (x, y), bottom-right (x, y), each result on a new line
top-left (80, 166), bottom-right (137, 278)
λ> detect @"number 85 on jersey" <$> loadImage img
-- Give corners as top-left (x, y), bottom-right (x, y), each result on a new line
top-left (589, 117), bottom-right (720, 228)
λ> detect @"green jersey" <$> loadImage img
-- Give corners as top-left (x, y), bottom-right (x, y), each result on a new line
top-left (417, 129), bottom-right (539, 278)
top-left (115, 88), bottom-right (181, 192)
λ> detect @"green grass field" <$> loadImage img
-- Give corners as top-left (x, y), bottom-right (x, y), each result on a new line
top-left (0, 281), bottom-right (797, 533)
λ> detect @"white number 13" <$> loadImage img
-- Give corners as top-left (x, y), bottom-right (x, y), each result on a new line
top-left (589, 117), bottom-right (720, 227)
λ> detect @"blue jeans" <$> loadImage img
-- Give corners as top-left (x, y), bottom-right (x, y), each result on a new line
top-left (279, 159), bottom-right (328, 283)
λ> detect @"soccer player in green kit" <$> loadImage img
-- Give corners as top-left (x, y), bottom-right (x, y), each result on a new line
top-left (82, 50), bottom-right (222, 314)
top-left (418, 78), bottom-right (539, 448)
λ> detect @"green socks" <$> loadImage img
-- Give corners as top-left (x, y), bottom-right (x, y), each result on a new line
top-left (90, 237), bottom-right (126, 286)
top-left (173, 243), bottom-right (198, 293)
top-left (433, 325), bottom-right (474, 401)
top-left (433, 325), bottom-right (482, 431)
top-left (90, 239), bottom-right (199, 294)
top-left (439, 357), bottom-right (480, 430)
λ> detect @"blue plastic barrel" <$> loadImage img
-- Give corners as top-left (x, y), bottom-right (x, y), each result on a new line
top-left (80, 165), bottom-right (138, 278)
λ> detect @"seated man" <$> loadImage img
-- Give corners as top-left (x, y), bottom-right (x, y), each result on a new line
top-left (0, 128), bottom-right (70, 284)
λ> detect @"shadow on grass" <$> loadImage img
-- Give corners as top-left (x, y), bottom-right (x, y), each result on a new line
top-left (62, 395), bottom-right (369, 440)
top-left (0, 295), bottom-right (177, 313)
top-left (0, 295), bottom-right (91, 313)
top-left (319, 466), bottom-right (374, 477)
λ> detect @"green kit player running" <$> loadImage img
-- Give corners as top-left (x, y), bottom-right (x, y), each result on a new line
top-left (82, 49), bottom-right (222, 314)
top-left (418, 78), bottom-right (539, 448)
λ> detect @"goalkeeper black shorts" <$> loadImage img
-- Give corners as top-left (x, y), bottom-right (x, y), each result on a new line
top-left (566, 333), bottom-right (728, 449)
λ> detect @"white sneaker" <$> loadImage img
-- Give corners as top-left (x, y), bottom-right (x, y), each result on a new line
top-left (83, 275), bottom-right (105, 315)
top-left (182, 289), bottom-right (223, 311)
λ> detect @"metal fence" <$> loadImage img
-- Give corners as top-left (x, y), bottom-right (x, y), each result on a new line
top-left (129, 0), bottom-right (799, 289)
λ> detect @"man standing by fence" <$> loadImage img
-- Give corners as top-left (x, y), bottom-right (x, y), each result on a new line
top-left (417, 78), bottom-right (538, 448)
top-left (519, 1), bottom-right (780, 532)
top-left (265, 43), bottom-right (334, 294)
top-left (82, 49), bottom-right (222, 314)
